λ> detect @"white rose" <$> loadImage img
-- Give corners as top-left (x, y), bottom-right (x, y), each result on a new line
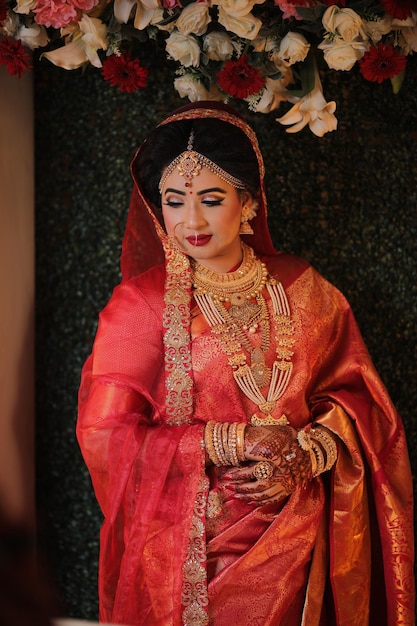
top-left (203, 31), bottom-right (234, 61)
top-left (176, 2), bottom-right (211, 37)
top-left (318, 38), bottom-right (368, 70)
top-left (18, 21), bottom-right (49, 48)
top-left (364, 15), bottom-right (392, 42)
top-left (218, 6), bottom-right (262, 40)
top-left (166, 31), bottom-right (201, 67)
top-left (174, 74), bottom-right (222, 101)
top-left (278, 31), bottom-right (310, 65)
top-left (211, 0), bottom-right (264, 18)
top-left (322, 5), bottom-right (364, 40)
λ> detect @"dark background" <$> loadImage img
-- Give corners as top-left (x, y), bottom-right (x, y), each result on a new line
top-left (34, 42), bottom-right (416, 619)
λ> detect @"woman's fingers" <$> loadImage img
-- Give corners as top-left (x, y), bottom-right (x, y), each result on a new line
top-left (235, 482), bottom-right (288, 503)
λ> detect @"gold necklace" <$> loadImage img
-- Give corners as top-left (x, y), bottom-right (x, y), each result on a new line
top-left (192, 242), bottom-right (268, 333)
top-left (191, 242), bottom-right (268, 302)
top-left (192, 247), bottom-right (294, 425)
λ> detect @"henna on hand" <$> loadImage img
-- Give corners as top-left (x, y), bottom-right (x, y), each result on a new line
top-left (244, 425), bottom-right (294, 460)
top-left (225, 425), bottom-right (312, 504)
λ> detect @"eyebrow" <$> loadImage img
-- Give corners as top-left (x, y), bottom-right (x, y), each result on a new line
top-left (164, 187), bottom-right (227, 196)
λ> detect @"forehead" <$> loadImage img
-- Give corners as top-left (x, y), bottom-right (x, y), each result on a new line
top-left (161, 166), bottom-right (237, 194)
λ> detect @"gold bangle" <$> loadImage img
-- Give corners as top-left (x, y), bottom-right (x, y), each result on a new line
top-left (227, 422), bottom-right (240, 466)
top-left (205, 421), bottom-right (249, 467)
top-left (212, 422), bottom-right (224, 465)
top-left (297, 429), bottom-right (312, 451)
top-left (221, 422), bottom-right (231, 465)
top-left (213, 422), bottom-right (229, 466)
top-left (310, 440), bottom-right (325, 477)
top-left (311, 427), bottom-right (337, 472)
top-left (236, 423), bottom-right (247, 463)
top-left (309, 448), bottom-right (317, 476)
top-left (204, 421), bottom-right (220, 466)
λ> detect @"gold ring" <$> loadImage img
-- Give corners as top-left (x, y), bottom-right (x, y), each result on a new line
top-left (253, 461), bottom-right (275, 481)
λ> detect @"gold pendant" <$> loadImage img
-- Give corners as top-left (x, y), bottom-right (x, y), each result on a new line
top-left (251, 413), bottom-right (289, 426)
top-left (229, 298), bottom-right (262, 328)
top-left (250, 347), bottom-right (271, 387)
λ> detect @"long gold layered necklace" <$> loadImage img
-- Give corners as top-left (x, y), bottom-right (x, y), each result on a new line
top-left (191, 243), bottom-right (294, 426)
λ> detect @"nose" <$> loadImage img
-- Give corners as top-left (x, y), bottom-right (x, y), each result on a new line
top-left (184, 201), bottom-right (207, 230)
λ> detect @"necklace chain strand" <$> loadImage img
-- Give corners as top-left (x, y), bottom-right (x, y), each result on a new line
top-left (192, 248), bottom-right (294, 423)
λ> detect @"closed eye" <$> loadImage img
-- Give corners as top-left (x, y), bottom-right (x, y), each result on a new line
top-left (164, 199), bottom-right (184, 208)
top-left (202, 199), bottom-right (223, 207)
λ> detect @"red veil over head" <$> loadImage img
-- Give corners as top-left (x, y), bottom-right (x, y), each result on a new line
top-left (120, 102), bottom-right (277, 282)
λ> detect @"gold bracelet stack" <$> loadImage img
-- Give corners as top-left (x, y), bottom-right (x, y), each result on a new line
top-left (204, 421), bottom-right (247, 466)
top-left (311, 427), bottom-right (337, 474)
top-left (297, 426), bottom-right (337, 478)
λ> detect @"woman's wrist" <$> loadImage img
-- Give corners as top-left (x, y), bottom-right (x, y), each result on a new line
top-left (204, 421), bottom-right (246, 467)
top-left (297, 425), bottom-right (337, 477)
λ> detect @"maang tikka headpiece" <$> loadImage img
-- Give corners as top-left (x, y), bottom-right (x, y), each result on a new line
top-left (158, 130), bottom-right (246, 192)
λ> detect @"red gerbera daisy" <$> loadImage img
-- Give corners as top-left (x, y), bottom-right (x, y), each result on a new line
top-left (102, 53), bottom-right (148, 94)
top-left (381, 0), bottom-right (417, 19)
top-left (0, 35), bottom-right (32, 78)
top-left (359, 43), bottom-right (407, 84)
top-left (217, 55), bottom-right (265, 99)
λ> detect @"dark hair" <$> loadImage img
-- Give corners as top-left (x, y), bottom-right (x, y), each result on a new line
top-left (132, 118), bottom-right (260, 209)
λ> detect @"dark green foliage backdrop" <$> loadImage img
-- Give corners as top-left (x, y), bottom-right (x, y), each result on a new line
top-left (34, 44), bottom-right (417, 620)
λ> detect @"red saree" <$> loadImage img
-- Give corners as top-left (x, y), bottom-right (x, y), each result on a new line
top-left (77, 103), bottom-right (414, 625)
top-left (77, 253), bottom-right (414, 625)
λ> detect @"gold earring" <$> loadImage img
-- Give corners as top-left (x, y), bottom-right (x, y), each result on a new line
top-left (240, 206), bottom-right (254, 235)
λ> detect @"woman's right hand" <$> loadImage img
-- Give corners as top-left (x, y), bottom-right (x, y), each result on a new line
top-left (223, 425), bottom-right (311, 505)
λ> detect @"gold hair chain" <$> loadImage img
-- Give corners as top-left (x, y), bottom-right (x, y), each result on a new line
top-left (159, 130), bottom-right (246, 192)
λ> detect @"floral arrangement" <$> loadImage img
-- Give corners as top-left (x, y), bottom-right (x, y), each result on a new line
top-left (1, 0), bottom-right (416, 135)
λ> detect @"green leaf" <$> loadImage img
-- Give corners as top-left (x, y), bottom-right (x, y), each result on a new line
top-left (391, 68), bottom-right (405, 94)
top-left (286, 50), bottom-right (316, 98)
top-left (296, 5), bottom-right (327, 22)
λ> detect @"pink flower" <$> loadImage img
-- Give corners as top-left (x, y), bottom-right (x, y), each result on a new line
top-left (162, 0), bottom-right (181, 7)
top-left (71, 0), bottom-right (98, 9)
top-left (274, 0), bottom-right (315, 20)
top-left (0, 35), bottom-right (32, 77)
top-left (34, 0), bottom-right (78, 28)
top-left (34, 0), bottom-right (99, 29)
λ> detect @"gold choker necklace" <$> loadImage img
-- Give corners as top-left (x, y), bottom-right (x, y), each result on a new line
top-left (191, 243), bottom-right (268, 304)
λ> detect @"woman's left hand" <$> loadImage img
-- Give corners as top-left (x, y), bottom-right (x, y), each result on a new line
top-left (224, 425), bottom-right (311, 505)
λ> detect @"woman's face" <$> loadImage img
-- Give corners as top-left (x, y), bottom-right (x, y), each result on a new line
top-left (161, 165), bottom-right (251, 273)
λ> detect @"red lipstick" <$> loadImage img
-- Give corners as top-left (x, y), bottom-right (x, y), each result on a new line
top-left (186, 234), bottom-right (212, 246)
